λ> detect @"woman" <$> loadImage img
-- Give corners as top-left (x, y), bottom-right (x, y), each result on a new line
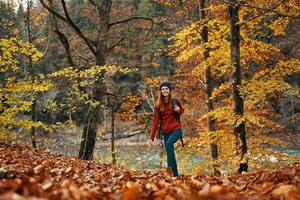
top-left (149, 81), bottom-right (184, 176)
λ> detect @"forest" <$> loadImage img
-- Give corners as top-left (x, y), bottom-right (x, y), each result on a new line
top-left (0, 0), bottom-right (299, 199)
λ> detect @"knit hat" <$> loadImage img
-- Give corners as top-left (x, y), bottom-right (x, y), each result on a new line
top-left (159, 81), bottom-right (172, 91)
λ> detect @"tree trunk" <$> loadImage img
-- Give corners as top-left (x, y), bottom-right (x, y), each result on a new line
top-left (26, 0), bottom-right (37, 148)
top-left (31, 92), bottom-right (37, 148)
top-left (78, 1), bottom-right (111, 160)
top-left (228, 1), bottom-right (248, 173)
top-left (199, 0), bottom-right (220, 176)
top-left (78, 54), bottom-right (106, 160)
top-left (111, 104), bottom-right (116, 164)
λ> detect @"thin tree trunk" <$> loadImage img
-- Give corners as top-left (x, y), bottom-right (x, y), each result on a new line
top-left (26, 0), bottom-right (37, 148)
top-left (229, 1), bottom-right (248, 173)
top-left (111, 104), bottom-right (116, 164)
top-left (199, 0), bottom-right (220, 176)
top-left (31, 90), bottom-right (37, 148)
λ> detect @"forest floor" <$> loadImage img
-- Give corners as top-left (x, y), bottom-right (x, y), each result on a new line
top-left (0, 140), bottom-right (299, 200)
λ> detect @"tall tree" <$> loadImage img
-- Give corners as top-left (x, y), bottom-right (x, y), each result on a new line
top-left (228, 0), bottom-right (248, 173)
top-left (38, 0), bottom-right (153, 160)
top-left (16, 0), bottom-right (47, 147)
top-left (26, 0), bottom-right (37, 148)
top-left (198, 0), bottom-right (220, 175)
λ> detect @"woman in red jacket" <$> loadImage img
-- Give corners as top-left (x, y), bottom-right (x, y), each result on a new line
top-left (149, 81), bottom-right (184, 176)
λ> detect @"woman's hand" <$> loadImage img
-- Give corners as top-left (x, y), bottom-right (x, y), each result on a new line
top-left (148, 135), bottom-right (154, 142)
top-left (148, 138), bottom-right (155, 145)
top-left (174, 105), bottom-right (180, 112)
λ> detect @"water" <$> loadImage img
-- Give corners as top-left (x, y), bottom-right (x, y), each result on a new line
top-left (48, 142), bottom-right (203, 174)
top-left (94, 144), bottom-right (203, 174)
top-left (47, 140), bottom-right (300, 174)
top-left (270, 146), bottom-right (300, 156)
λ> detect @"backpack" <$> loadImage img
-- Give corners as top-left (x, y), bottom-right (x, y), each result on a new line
top-left (157, 98), bottom-right (184, 147)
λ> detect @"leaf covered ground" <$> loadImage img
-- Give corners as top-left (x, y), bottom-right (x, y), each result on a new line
top-left (0, 140), bottom-right (299, 200)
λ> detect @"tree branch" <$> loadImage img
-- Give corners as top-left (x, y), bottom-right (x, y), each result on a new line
top-left (138, 89), bottom-right (154, 112)
top-left (241, 0), bottom-right (285, 24)
top-left (103, 92), bottom-right (119, 98)
top-left (60, 0), bottom-right (96, 54)
top-left (76, 54), bottom-right (94, 63)
top-left (48, 0), bottom-right (75, 66)
top-left (107, 37), bottom-right (125, 52)
top-left (38, 0), bottom-right (67, 22)
top-left (107, 16), bottom-right (154, 51)
top-left (42, 36), bottom-right (50, 56)
top-left (88, 0), bottom-right (98, 7)
top-left (38, 0), bottom-right (96, 55)
top-left (108, 16), bottom-right (154, 30)
top-left (220, 0), bottom-right (300, 19)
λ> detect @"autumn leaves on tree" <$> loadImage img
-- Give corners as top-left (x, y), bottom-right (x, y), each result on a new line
top-left (170, 0), bottom-right (299, 173)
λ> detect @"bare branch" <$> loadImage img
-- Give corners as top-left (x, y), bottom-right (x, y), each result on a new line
top-left (107, 17), bottom-right (154, 51)
top-left (107, 37), bottom-right (125, 52)
top-left (60, 0), bottom-right (96, 54)
top-left (38, 0), bottom-right (96, 55)
top-left (138, 89), bottom-right (154, 112)
top-left (108, 16), bottom-right (154, 30)
top-left (103, 92), bottom-right (119, 98)
top-left (48, 0), bottom-right (75, 66)
top-left (150, 88), bottom-right (155, 110)
top-left (42, 36), bottom-right (50, 55)
top-left (76, 54), bottom-right (94, 63)
top-left (38, 0), bottom-right (67, 22)
top-left (220, 0), bottom-right (300, 19)
top-left (88, 0), bottom-right (98, 7)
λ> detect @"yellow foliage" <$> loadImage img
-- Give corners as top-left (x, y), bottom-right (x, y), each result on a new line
top-left (48, 65), bottom-right (136, 115)
top-left (209, 82), bottom-right (232, 101)
top-left (0, 38), bottom-right (43, 73)
top-left (169, 1), bottom-right (300, 173)
top-left (268, 17), bottom-right (290, 36)
top-left (242, 59), bottom-right (300, 105)
top-left (0, 38), bottom-right (51, 137)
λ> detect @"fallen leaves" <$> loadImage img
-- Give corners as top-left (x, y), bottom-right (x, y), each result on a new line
top-left (0, 140), bottom-right (299, 200)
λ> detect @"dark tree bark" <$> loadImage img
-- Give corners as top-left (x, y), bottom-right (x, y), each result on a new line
top-left (78, 0), bottom-right (111, 160)
top-left (199, 0), bottom-right (220, 176)
top-left (228, 0), bottom-right (248, 173)
top-left (25, 0), bottom-right (37, 148)
top-left (111, 104), bottom-right (116, 164)
top-left (49, 5), bottom-right (74, 66)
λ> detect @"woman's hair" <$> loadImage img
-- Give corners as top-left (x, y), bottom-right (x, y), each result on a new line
top-left (155, 90), bottom-right (173, 111)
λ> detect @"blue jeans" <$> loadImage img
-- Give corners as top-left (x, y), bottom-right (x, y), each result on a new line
top-left (163, 129), bottom-right (182, 176)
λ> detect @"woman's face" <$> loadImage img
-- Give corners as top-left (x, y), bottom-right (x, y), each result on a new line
top-left (161, 86), bottom-right (170, 97)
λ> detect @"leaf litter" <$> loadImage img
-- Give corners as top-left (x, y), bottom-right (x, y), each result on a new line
top-left (0, 140), bottom-right (299, 200)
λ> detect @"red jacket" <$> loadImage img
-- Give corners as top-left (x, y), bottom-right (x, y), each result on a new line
top-left (149, 99), bottom-right (184, 141)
